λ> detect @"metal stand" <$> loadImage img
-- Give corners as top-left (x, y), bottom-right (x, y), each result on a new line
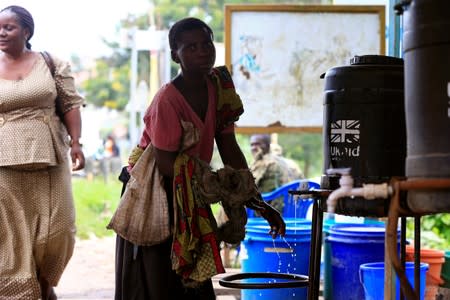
top-left (290, 189), bottom-right (330, 300)
top-left (386, 177), bottom-right (450, 300)
top-left (219, 188), bottom-right (329, 299)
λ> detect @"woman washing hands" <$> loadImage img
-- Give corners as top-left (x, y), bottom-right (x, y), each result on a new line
top-left (112, 17), bottom-right (285, 300)
top-left (247, 194), bottom-right (286, 238)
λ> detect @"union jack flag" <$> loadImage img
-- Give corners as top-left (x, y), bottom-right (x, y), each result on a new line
top-left (330, 120), bottom-right (360, 144)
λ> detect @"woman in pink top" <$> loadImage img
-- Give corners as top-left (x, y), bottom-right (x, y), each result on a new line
top-left (114, 17), bottom-right (285, 300)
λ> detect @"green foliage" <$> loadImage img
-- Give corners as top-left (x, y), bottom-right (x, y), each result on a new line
top-left (82, 52), bottom-right (131, 110)
top-left (154, 0), bottom-right (331, 43)
top-left (72, 177), bottom-right (122, 239)
top-left (406, 214), bottom-right (450, 250)
top-left (81, 0), bottom-right (333, 109)
top-left (278, 133), bottom-right (323, 178)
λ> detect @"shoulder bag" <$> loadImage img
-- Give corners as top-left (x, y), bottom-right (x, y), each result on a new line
top-left (40, 51), bottom-right (65, 122)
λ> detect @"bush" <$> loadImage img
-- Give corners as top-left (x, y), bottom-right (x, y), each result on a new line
top-left (406, 214), bottom-right (450, 250)
top-left (72, 176), bottom-right (122, 239)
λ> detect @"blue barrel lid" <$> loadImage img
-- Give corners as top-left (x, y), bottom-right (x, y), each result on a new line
top-left (246, 218), bottom-right (311, 229)
top-left (327, 223), bottom-right (399, 243)
top-left (360, 261), bottom-right (429, 271)
top-left (330, 223), bottom-right (385, 233)
top-left (246, 223), bottom-right (311, 233)
top-left (245, 222), bottom-right (311, 243)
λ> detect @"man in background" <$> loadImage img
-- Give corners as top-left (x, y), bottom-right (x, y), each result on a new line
top-left (270, 143), bottom-right (304, 181)
top-left (249, 134), bottom-right (292, 212)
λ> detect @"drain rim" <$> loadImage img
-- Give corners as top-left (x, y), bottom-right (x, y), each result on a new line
top-left (218, 272), bottom-right (309, 289)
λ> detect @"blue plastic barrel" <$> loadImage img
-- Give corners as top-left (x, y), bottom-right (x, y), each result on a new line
top-left (326, 223), bottom-right (398, 300)
top-left (322, 217), bottom-right (337, 300)
top-left (240, 222), bottom-right (311, 300)
top-left (246, 217), bottom-right (311, 227)
top-left (322, 217), bottom-right (386, 299)
top-left (360, 262), bottom-right (428, 300)
top-left (247, 180), bottom-right (320, 218)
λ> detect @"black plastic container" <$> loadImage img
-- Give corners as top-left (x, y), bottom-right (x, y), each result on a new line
top-left (321, 55), bottom-right (406, 216)
top-left (396, 0), bottom-right (450, 213)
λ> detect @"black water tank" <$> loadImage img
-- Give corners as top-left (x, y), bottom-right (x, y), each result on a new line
top-left (396, 0), bottom-right (450, 213)
top-left (321, 55), bottom-right (405, 216)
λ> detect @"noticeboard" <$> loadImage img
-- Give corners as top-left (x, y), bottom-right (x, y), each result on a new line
top-left (225, 5), bottom-right (385, 133)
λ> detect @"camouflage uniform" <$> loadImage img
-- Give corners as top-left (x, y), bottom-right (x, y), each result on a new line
top-left (280, 157), bottom-right (304, 181)
top-left (250, 153), bottom-right (290, 213)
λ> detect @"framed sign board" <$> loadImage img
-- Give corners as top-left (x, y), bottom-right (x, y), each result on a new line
top-left (224, 5), bottom-right (385, 133)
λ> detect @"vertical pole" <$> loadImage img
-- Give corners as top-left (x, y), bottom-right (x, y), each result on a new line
top-left (164, 35), bottom-right (171, 83)
top-left (386, 1), bottom-right (402, 298)
top-left (313, 201), bottom-right (324, 300)
top-left (148, 2), bottom-right (159, 102)
top-left (149, 49), bottom-right (159, 101)
top-left (388, 0), bottom-right (402, 57)
top-left (385, 219), bottom-right (395, 300)
top-left (129, 27), bottom-right (139, 148)
top-left (400, 216), bottom-right (407, 300)
top-left (414, 217), bottom-right (421, 299)
top-left (307, 198), bottom-right (318, 300)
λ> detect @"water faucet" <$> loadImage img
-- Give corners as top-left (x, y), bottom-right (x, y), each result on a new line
top-left (325, 167), bottom-right (392, 213)
top-left (326, 168), bottom-right (353, 213)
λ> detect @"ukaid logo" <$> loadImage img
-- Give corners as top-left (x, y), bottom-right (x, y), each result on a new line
top-left (330, 120), bottom-right (360, 159)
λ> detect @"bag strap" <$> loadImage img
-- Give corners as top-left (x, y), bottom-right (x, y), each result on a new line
top-left (40, 51), bottom-right (67, 124)
top-left (41, 51), bottom-right (56, 78)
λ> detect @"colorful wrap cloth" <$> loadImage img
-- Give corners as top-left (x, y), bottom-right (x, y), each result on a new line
top-left (171, 154), bottom-right (260, 285)
top-left (171, 155), bottom-right (224, 285)
top-left (210, 66), bottom-right (244, 132)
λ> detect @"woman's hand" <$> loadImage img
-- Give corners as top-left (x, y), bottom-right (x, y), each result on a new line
top-left (70, 141), bottom-right (85, 171)
top-left (259, 202), bottom-right (286, 238)
top-left (247, 196), bottom-right (286, 238)
top-left (62, 108), bottom-right (84, 171)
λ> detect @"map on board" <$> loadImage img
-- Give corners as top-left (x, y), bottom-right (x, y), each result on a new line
top-left (228, 9), bottom-right (383, 128)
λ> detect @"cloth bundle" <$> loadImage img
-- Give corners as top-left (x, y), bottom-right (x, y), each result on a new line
top-left (171, 154), bottom-right (260, 285)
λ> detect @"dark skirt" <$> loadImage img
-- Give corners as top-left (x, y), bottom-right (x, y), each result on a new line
top-left (114, 167), bottom-right (216, 300)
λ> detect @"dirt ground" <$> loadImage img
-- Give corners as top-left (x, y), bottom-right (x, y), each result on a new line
top-left (54, 236), bottom-right (239, 300)
top-left (55, 236), bottom-right (116, 300)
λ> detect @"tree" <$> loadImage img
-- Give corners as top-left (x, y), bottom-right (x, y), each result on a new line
top-left (80, 0), bottom-right (331, 109)
top-left (81, 51), bottom-right (131, 110)
top-left (79, 12), bottom-right (154, 110)
top-left (153, 0), bottom-right (331, 42)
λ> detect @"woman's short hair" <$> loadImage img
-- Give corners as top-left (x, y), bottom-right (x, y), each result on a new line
top-left (168, 17), bottom-right (213, 51)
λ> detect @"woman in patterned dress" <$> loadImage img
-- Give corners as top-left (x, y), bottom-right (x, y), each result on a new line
top-left (114, 17), bottom-right (285, 300)
top-left (0, 5), bottom-right (85, 299)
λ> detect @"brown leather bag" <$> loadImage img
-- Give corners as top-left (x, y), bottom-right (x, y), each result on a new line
top-left (40, 51), bottom-right (65, 123)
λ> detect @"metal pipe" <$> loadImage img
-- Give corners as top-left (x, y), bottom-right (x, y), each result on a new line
top-left (386, 180), bottom-right (418, 299)
top-left (313, 204), bottom-right (324, 300)
top-left (400, 216), bottom-right (407, 300)
top-left (307, 199), bottom-right (318, 300)
top-left (398, 178), bottom-right (450, 190)
top-left (385, 177), bottom-right (450, 299)
top-left (414, 217), bottom-right (421, 299)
